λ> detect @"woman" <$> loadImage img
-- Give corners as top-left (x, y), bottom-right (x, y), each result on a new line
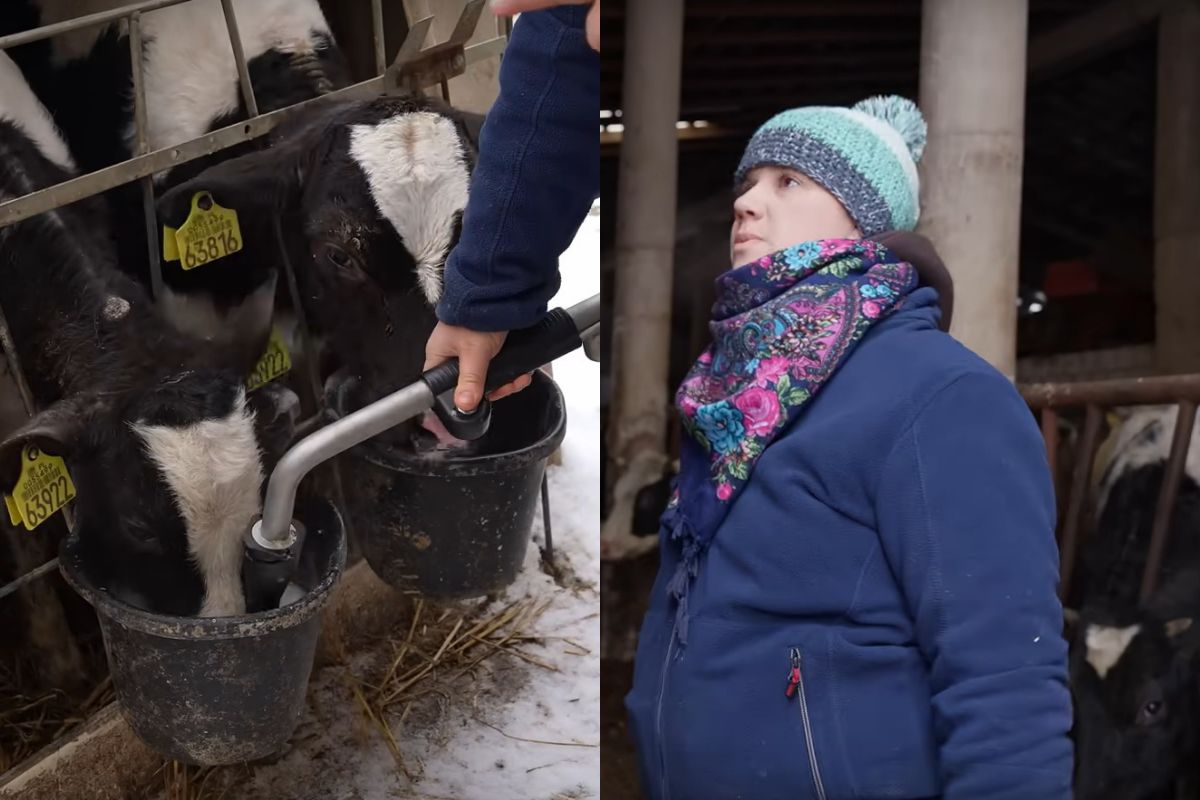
top-left (624, 96), bottom-right (1074, 799)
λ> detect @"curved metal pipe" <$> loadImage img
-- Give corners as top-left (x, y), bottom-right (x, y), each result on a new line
top-left (255, 381), bottom-right (434, 547)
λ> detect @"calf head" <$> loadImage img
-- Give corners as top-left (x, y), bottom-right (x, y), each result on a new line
top-left (1068, 608), bottom-right (1200, 799)
top-left (0, 371), bottom-right (298, 617)
top-left (157, 95), bottom-right (476, 439)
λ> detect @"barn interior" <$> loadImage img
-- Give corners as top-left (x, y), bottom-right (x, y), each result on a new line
top-left (599, 1), bottom-right (1198, 796)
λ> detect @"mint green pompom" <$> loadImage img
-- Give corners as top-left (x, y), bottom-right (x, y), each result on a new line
top-left (852, 95), bottom-right (927, 163)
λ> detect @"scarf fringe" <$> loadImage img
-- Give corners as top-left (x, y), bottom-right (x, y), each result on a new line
top-left (664, 506), bottom-right (699, 647)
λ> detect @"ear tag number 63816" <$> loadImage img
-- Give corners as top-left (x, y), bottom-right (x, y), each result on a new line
top-left (162, 191), bottom-right (243, 270)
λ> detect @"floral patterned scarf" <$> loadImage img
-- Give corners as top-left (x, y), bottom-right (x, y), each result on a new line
top-left (662, 238), bottom-right (918, 644)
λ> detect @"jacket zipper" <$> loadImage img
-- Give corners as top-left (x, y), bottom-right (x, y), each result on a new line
top-left (786, 647), bottom-right (827, 800)
top-left (655, 622), bottom-right (678, 799)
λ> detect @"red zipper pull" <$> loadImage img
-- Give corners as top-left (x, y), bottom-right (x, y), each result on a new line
top-left (785, 648), bottom-right (801, 698)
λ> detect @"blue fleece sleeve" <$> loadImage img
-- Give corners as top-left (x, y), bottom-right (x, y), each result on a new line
top-left (436, 7), bottom-right (599, 332)
top-left (876, 371), bottom-right (1074, 800)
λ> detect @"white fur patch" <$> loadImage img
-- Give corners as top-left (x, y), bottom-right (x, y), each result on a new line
top-left (1095, 405), bottom-right (1200, 519)
top-left (1085, 623), bottom-right (1141, 680)
top-left (348, 112), bottom-right (470, 307)
top-left (136, 0), bottom-right (332, 152)
top-left (158, 276), bottom-right (276, 346)
top-left (133, 391), bottom-right (264, 617)
top-left (36, 0), bottom-right (333, 153)
top-left (102, 295), bottom-right (130, 320)
top-left (0, 51), bottom-right (75, 172)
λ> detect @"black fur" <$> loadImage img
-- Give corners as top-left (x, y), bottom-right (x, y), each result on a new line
top-left (0, 117), bottom-right (294, 616)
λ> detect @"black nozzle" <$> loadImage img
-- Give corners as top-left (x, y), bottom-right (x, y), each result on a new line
top-left (241, 518), bottom-right (307, 613)
top-left (432, 389), bottom-right (493, 441)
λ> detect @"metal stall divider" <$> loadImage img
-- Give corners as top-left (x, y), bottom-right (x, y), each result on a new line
top-left (1020, 374), bottom-right (1200, 604)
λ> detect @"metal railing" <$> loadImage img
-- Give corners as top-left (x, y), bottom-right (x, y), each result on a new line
top-left (0, 0), bottom-right (502, 601)
top-left (1020, 374), bottom-right (1200, 605)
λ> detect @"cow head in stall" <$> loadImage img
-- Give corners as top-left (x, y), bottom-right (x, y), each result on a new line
top-left (157, 94), bottom-right (480, 443)
top-left (0, 371), bottom-right (299, 619)
top-left (1066, 564), bottom-right (1200, 800)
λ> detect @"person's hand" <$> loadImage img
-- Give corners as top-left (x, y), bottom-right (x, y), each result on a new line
top-left (423, 322), bottom-right (533, 413)
top-left (490, 0), bottom-right (599, 51)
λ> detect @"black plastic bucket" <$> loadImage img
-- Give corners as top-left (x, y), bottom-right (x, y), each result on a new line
top-left (330, 370), bottom-right (566, 599)
top-left (58, 498), bottom-right (346, 766)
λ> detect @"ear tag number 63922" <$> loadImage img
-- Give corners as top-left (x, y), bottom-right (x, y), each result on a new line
top-left (4, 444), bottom-right (77, 532)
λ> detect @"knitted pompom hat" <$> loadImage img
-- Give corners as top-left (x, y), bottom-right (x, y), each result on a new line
top-left (733, 95), bottom-right (927, 236)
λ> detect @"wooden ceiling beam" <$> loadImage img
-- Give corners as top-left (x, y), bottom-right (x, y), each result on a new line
top-left (603, 2), bottom-right (921, 18)
top-left (601, 51), bottom-right (916, 73)
top-left (1028, 0), bottom-right (1172, 83)
top-left (604, 71), bottom-right (914, 94)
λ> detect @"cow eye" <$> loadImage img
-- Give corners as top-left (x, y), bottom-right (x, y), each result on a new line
top-left (1137, 699), bottom-right (1165, 726)
top-left (324, 244), bottom-right (351, 268)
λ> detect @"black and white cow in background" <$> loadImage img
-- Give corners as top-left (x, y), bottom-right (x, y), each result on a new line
top-left (1066, 405), bottom-right (1200, 799)
top-left (0, 51), bottom-right (298, 619)
top-left (2, 0), bottom-right (350, 356)
top-left (157, 93), bottom-right (479, 445)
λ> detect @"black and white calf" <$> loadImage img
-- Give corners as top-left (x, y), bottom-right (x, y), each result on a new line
top-left (3, 0), bottom-right (350, 352)
top-left (1072, 405), bottom-right (1200, 613)
top-left (158, 94), bottom-right (478, 443)
top-left (0, 51), bottom-right (297, 618)
top-left (1066, 405), bottom-right (1200, 799)
top-left (1067, 579), bottom-right (1200, 800)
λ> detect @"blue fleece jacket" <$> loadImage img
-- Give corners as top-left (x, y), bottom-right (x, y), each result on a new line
top-left (625, 287), bottom-right (1074, 800)
top-left (437, 7), bottom-right (598, 332)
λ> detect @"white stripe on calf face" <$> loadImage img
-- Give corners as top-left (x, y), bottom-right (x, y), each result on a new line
top-left (0, 52), bottom-right (75, 172)
top-left (349, 112), bottom-right (470, 307)
top-left (158, 277), bottom-right (276, 346)
top-left (1085, 623), bottom-right (1142, 680)
top-left (134, 391), bottom-right (264, 617)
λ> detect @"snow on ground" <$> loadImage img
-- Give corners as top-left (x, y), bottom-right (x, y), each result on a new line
top-left (395, 201), bottom-right (601, 800)
top-left (155, 204), bottom-right (600, 800)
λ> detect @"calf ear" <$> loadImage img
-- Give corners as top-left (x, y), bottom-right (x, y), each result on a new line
top-left (454, 110), bottom-right (485, 155)
top-left (247, 384), bottom-right (301, 468)
top-left (1063, 607), bottom-right (1082, 640)
top-left (1166, 618), bottom-right (1193, 638)
top-left (0, 395), bottom-right (103, 490)
top-left (157, 146), bottom-right (301, 229)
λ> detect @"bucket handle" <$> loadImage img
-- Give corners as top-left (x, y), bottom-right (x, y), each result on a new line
top-left (251, 293), bottom-right (600, 549)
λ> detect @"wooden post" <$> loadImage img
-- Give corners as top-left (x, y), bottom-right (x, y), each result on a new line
top-left (603, 0), bottom-right (684, 540)
top-left (1153, 1), bottom-right (1200, 373)
top-left (918, 0), bottom-right (1029, 379)
top-left (601, 0), bottom-right (684, 658)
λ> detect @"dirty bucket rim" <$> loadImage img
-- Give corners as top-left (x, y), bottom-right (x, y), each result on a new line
top-left (58, 500), bottom-right (347, 641)
top-left (331, 371), bottom-right (567, 476)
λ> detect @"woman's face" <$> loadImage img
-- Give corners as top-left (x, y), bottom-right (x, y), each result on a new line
top-left (730, 165), bottom-right (861, 266)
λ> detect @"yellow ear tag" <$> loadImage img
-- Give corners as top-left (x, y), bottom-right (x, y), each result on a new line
top-left (162, 224), bottom-right (180, 261)
top-left (173, 191), bottom-right (243, 271)
top-left (4, 445), bottom-right (77, 531)
top-left (246, 327), bottom-right (293, 392)
top-left (5, 495), bottom-right (21, 527)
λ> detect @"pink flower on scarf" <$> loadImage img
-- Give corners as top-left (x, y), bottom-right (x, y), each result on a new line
top-left (754, 356), bottom-right (791, 387)
top-left (698, 351), bottom-right (713, 364)
top-left (758, 256), bottom-right (771, 267)
top-left (716, 483), bottom-right (733, 501)
top-left (863, 300), bottom-right (881, 318)
top-left (734, 387), bottom-right (781, 436)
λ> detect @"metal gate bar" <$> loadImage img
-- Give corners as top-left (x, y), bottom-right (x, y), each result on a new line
top-left (1021, 374), bottom-right (1200, 604)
